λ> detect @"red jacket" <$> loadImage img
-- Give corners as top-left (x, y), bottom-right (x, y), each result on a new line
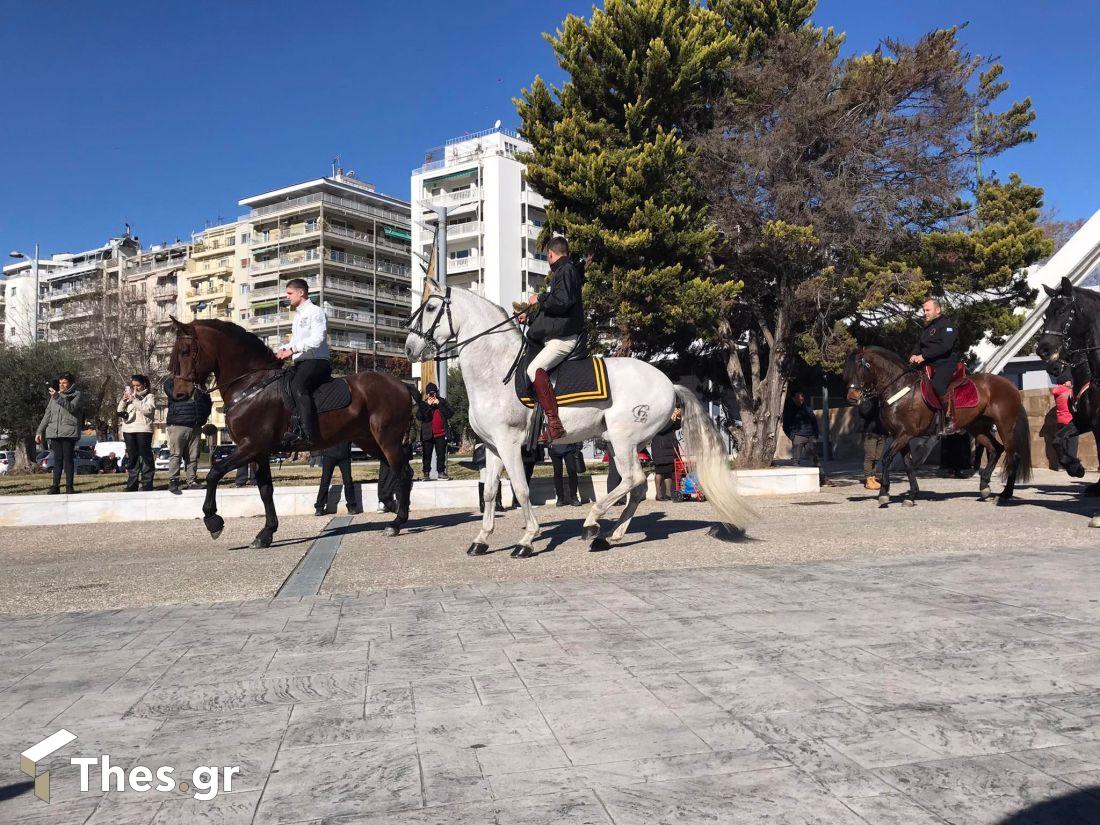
top-left (1052, 384), bottom-right (1073, 426)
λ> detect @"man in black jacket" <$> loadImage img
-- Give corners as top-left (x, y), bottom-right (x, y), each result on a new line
top-left (417, 382), bottom-right (454, 480)
top-left (517, 237), bottom-right (585, 440)
top-left (909, 298), bottom-right (959, 435)
top-left (783, 391), bottom-right (820, 468)
top-left (163, 377), bottom-right (213, 493)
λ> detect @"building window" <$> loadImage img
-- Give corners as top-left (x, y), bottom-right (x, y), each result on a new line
top-left (241, 232), bottom-right (250, 244)
top-left (305, 219), bottom-right (317, 231)
top-left (240, 284), bottom-right (250, 295)
top-left (520, 174), bottom-right (526, 191)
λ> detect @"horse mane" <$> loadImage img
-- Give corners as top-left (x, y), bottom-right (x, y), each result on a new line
top-left (863, 345), bottom-right (906, 368)
top-left (192, 319), bottom-right (280, 366)
top-left (449, 285), bottom-right (513, 324)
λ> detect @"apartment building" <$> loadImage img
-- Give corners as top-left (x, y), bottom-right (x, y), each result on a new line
top-left (237, 171), bottom-right (413, 371)
top-left (181, 222), bottom-right (246, 324)
top-left (0, 257), bottom-right (66, 345)
top-left (409, 125), bottom-right (550, 310)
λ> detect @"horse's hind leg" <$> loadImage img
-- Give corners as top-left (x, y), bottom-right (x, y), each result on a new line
top-left (377, 441), bottom-right (412, 537)
top-left (251, 457), bottom-right (278, 549)
top-left (584, 436), bottom-right (643, 550)
top-left (877, 436), bottom-right (909, 508)
top-left (607, 452), bottom-right (648, 544)
top-left (901, 444), bottom-right (919, 507)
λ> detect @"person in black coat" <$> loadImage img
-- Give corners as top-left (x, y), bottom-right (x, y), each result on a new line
top-left (783, 391), bottom-right (820, 467)
top-left (550, 442), bottom-right (583, 507)
top-left (909, 298), bottom-right (959, 434)
top-left (417, 382), bottom-right (454, 480)
top-left (650, 408), bottom-right (683, 501)
top-left (314, 441), bottom-right (361, 516)
top-left (163, 377), bottom-right (213, 493)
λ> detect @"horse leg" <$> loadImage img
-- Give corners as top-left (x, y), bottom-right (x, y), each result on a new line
top-left (877, 436), bottom-right (909, 508)
top-left (607, 450), bottom-right (648, 545)
top-left (973, 428), bottom-right (1002, 501)
top-left (499, 442), bottom-right (540, 559)
top-left (377, 441), bottom-right (412, 537)
top-left (466, 447), bottom-right (503, 556)
top-left (202, 444), bottom-right (255, 539)
top-left (583, 436), bottom-right (642, 549)
top-left (250, 457), bottom-right (278, 549)
top-left (1084, 429), bottom-right (1100, 497)
top-left (900, 443), bottom-right (919, 507)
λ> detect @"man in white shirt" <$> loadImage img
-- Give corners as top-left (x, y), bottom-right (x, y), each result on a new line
top-left (277, 278), bottom-right (331, 449)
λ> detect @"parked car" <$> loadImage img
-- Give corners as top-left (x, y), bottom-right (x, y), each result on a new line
top-left (211, 444), bottom-right (236, 466)
top-left (36, 449), bottom-right (100, 475)
top-left (154, 448), bottom-right (172, 471)
top-left (0, 449), bottom-right (14, 474)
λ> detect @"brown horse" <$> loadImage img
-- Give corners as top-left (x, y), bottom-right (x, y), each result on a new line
top-left (844, 347), bottom-right (1032, 507)
top-left (168, 318), bottom-right (417, 547)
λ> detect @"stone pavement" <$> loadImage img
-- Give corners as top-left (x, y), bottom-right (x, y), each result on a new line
top-left (2, 546), bottom-right (1100, 824)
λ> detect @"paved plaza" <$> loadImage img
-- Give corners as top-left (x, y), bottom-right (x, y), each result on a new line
top-left (2, 471), bottom-right (1100, 823)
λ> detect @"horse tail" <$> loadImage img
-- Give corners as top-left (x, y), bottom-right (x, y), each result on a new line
top-left (673, 385), bottom-right (755, 536)
top-left (1004, 402), bottom-right (1033, 483)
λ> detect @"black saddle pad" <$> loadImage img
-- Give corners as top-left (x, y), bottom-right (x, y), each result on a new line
top-left (515, 352), bottom-right (611, 409)
top-left (280, 375), bottom-right (352, 414)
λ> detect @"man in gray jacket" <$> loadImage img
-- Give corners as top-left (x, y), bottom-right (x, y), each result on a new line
top-left (36, 373), bottom-right (83, 494)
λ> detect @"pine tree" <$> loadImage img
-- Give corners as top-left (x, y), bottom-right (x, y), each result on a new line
top-left (516, 0), bottom-right (814, 353)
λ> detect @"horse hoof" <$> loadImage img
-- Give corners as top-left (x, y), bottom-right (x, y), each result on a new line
top-left (511, 545), bottom-right (535, 559)
top-left (1089, 515), bottom-right (1100, 529)
top-left (581, 525), bottom-right (600, 541)
top-left (902, 499), bottom-right (916, 508)
top-left (467, 542), bottom-right (490, 556)
top-left (250, 536), bottom-right (272, 549)
top-left (996, 495), bottom-right (1012, 506)
top-left (979, 488), bottom-right (992, 501)
top-left (589, 536), bottom-right (611, 552)
top-left (707, 524), bottom-right (746, 543)
top-left (877, 495), bottom-right (889, 508)
top-left (383, 526), bottom-right (398, 538)
top-left (204, 515), bottom-right (224, 539)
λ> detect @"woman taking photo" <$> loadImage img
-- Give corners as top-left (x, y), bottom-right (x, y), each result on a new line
top-left (35, 372), bottom-right (83, 495)
top-left (118, 374), bottom-right (156, 491)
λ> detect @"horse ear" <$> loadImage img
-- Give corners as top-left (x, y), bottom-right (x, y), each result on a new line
top-left (170, 316), bottom-right (191, 333)
top-left (1060, 277), bottom-right (1074, 295)
top-left (1043, 284), bottom-right (1056, 297)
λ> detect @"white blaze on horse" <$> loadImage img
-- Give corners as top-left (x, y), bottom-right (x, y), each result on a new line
top-left (403, 285), bottom-right (753, 556)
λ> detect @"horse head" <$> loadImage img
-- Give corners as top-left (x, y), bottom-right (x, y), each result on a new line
top-left (404, 279), bottom-right (458, 362)
top-left (843, 349), bottom-right (874, 404)
top-left (1037, 277), bottom-right (1086, 364)
top-left (168, 317), bottom-right (215, 399)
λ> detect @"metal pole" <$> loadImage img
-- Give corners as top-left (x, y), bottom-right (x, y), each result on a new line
top-left (32, 242), bottom-right (40, 346)
top-left (821, 384), bottom-right (832, 463)
top-left (430, 205), bottom-right (448, 398)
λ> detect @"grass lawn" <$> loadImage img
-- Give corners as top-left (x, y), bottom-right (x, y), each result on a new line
top-left (0, 460), bottom-right (607, 496)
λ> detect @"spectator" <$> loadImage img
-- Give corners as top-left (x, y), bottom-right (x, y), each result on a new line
top-left (1051, 367), bottom-right (1085, 477)
top-left (783, 390), bottom-right (820, 468)
top-left (512, 441), bottom-right (544, 508)
top-left (118, 374), bottom-right (156, 492)
top-left (417, 382), bottom-right (453, 481)
top-left (163, 377), bottom-right (213, 494)
top-left (235, 462), bottom-right (257, 487)
top-left (35, 372), bottom-right (83, 495)
top-left (314, 441), bottom-right (361, 516)
top-left (550, 442), bottom-right (584, 507)
top-left (858, 396), bottom-right (887, 490)
top-left (100, 452), bottom-right (121, 474)
top-left (469, 442), bottom-right (505, 513)
top-left (651, 408), bottom-right (683, 501)
top-left (939, 432), bottom-right (974, 478)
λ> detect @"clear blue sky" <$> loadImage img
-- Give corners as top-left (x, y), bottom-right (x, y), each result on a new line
top-left (2, 0), bottom-right (1096, 261)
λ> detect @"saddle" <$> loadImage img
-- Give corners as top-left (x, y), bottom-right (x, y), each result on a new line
top-left (920, 362), bottom-right (978, 411)
top-left (278, 373), bottom-right (352, 415)
top-left (514, 342), bottom-right (611, 409)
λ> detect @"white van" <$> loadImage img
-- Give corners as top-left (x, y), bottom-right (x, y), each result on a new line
top-left (93, 441), bottom-right (127, 470)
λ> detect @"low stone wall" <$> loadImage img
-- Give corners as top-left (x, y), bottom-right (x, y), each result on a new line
top-left (0, 468), bottom-right (819, 527)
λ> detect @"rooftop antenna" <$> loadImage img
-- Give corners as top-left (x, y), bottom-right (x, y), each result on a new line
top-left (332, 155), bottom-right (340, 177)
top-left (494, 119), bottom-right (502, 129)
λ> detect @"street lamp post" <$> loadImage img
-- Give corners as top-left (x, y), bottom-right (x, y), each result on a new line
top-left (8, 244), bottom-right (40, 346)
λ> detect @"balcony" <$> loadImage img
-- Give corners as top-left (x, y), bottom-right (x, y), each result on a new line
top-left (152, 285), bottom-right (178, 300)
top-left (446, 221), bottom-right (482, 239)
top-left (250, 250), bottom-right (320, 273)
top-left (186, 284), bottom-right (232, 303)
top-left (421, 187), bottom-right (481, 208)
top-left (243, 192), bottom-right (409, 229)
top-left (327, 250), bottom-right (411, 278)
top-left (526, 256), bottom-right (550, 276)
top-left (248, 313), bottom-right (292, 328)
top-left (250, 225), bottom-right (321, 251)
top-left (130, 255), bottom-right (188, 275)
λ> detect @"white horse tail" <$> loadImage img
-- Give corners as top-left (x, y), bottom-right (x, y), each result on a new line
top-left (673, 386), bottom-right (755, 537)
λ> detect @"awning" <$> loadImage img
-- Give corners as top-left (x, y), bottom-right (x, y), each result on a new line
top-left (250, 299), bottom-right (280, 310)
top-left (424, 168), bottom-right (477, 186)
top-left (383, 227), bottom-right (412, 242)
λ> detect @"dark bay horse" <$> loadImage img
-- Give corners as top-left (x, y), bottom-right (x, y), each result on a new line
top-left (168, 318), bottom-right (417, 547)
top-left (1036, 276), bottom-right (1100, 499)
top-left (844, 347), bottom-right (1032, 507)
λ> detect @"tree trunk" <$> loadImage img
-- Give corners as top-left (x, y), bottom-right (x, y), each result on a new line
top-left (721, 317), bottom-right (789, 469)
top-left (14, 434), bottom-right (38, 471)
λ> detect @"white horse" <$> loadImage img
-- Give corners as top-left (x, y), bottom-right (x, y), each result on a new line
top-left (403, 285), bottom-right (753, 556)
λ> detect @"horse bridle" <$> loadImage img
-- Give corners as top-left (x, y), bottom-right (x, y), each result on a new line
top-left (848, 350), bottom-right (919, 403)
top-left (405, 286), bottom-right (522, 361)
top-left (1041, 294), bottom-right (1079, 343)
top-left (172, 331), bottom-right (282, 403)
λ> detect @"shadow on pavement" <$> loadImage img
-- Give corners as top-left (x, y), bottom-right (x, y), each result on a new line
top-left (0, 781), bottom-right (33, 801)
top-left (997, 787), bottom-right (1100, 824)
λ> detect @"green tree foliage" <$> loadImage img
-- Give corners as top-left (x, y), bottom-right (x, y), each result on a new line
top-left (446, 367), bottom-right (472, 446)
top-left (516, 0), bottom-right (813, 352)
top-left (0, 344), bottom-right (84, 469)
top-left (691, 27), bottom-right (1044, 465)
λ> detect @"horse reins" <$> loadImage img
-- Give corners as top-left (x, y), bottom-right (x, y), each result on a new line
top-left (174, 332), bottom-right (284, 409)
top-left (849, 350), bottom-right (920, 404)
top-left (405, 286), bottom-right (523, 361)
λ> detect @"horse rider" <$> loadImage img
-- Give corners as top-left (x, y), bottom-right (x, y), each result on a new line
top-left (515, 236), bottom-right (585, 440)
top-left (908, 297), bottom-right (958, 435)
top-left (277, 277), bottom-right (331, 450)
